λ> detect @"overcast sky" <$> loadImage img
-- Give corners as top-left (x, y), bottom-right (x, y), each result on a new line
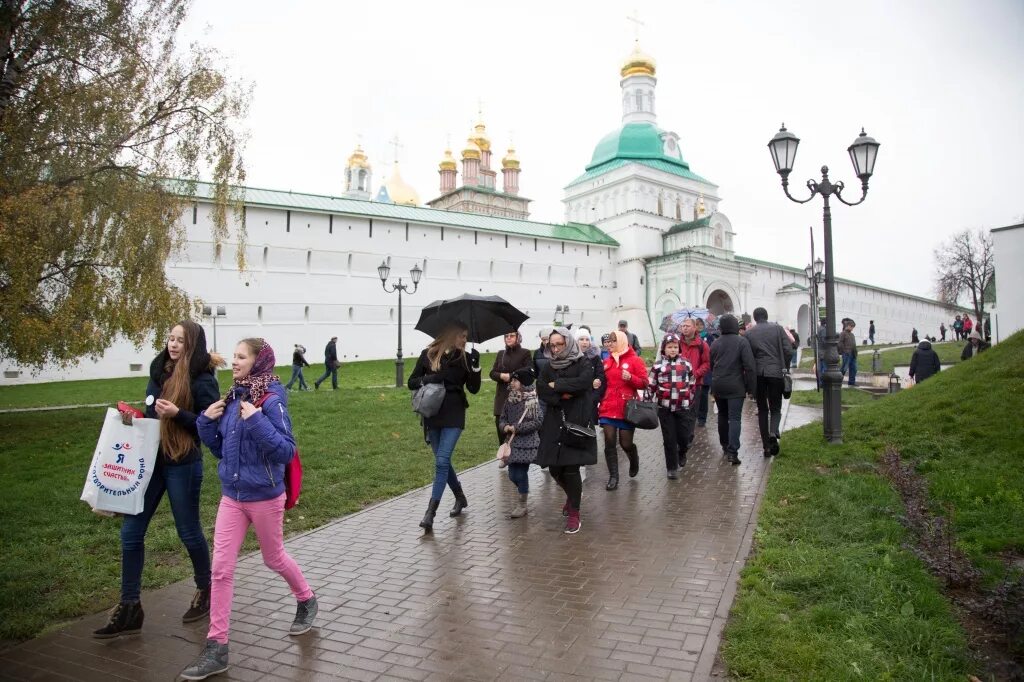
top-left (179, 0), bottom-right (1023, 300)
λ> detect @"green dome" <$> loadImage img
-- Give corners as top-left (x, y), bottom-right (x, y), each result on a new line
top-left (587, 122), bottom-right (689, 171)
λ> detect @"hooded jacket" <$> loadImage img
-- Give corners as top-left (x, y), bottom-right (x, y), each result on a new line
top-left (678, 334), bottom-right (710, 387)
top-left (909, 341), bottom-right (941, 382)
top-left (197, 381), bottom-right (296, 502)
top-left (648, 336), bottom-right (695, 411)
top-left (599, 346), bottom-right (649, 420)
top-left (709, 315), bottom-right (757, 399)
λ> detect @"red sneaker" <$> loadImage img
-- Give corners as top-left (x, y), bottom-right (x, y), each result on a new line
top-left (565, 510), bottom-right (581, 534)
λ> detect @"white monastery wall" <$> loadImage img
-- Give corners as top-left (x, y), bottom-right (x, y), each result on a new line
top-left (991, 224), bottom-right (1023, 343)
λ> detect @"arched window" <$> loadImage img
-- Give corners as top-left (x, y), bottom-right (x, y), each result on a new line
top-left (304, 306), bottom-right (310, 322)
top-left (635, 90), bottom-right (643, 111)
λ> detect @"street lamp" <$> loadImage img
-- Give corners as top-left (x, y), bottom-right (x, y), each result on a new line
top-left (379, 259), bottom-right (423, 388)
top-left (804, 256), bottom-right (825, 390)
top-left (769, 124), bottom-right (880, 443)
top-left (201, 304), bottom-right (227, 352)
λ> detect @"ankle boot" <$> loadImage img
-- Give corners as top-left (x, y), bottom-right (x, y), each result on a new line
top-left (604, 448), bottom-right (619, 491)
top-left (420, 498), bottom-right (441, 532)
top-left (182, 587), bottom-right (211, 623)
top-left (93, 599), bottom-right (144, 638)
top-left (626, 445), bottom-right (640, 478)
top-left (449, 488), bottom-right (469, 517)
top-left (509, 493), bottom-right (528, 518)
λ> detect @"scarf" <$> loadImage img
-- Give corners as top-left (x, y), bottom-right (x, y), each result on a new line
top-left (610, 330), bottom-right (630, 362)
top-left (226, 340), bottom-right (279, 405)
top-left (549, 326), bottom-right (583, 370)
top-left (505, 384), bottom-right (540, 422)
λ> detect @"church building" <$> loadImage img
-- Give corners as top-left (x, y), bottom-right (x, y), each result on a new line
top-left (2, 43), bottom-right (959, 383)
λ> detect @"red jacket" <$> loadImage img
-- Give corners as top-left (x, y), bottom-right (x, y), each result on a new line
top-left (599, 348), bottom-right (649, 420)
top-left (679, 336), bottom-right (710, 388)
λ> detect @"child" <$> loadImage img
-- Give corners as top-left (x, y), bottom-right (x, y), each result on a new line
top-left (648, 333), bottom-right (696, 479)
top-left (498, 368), bottom-right (542, 518)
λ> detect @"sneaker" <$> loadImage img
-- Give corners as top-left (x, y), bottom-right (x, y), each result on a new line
top-left (564, 511), bottom-right (581, 534)
top-left (289, 595), bottom-right (318, 636)
top-left (561, 499), bottom-right (571, 517)
top-left (182, 588), bottom-right (211, 623)
top-left (92, 600), bottom-right (143, 638)
top-left (667, 469), bottom-right (679, 480)
top-left (180, 639), bottom-right (229, 680)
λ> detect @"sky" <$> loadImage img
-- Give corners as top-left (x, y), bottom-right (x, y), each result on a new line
top-left (178, 0), bottom-right (1024, 300)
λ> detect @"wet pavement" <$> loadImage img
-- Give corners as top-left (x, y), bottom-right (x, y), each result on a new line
top-left (2, 401), bottom-right (788, 682)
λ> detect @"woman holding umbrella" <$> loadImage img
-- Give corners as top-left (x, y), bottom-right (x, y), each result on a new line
top-left (536, 328), bottom-right (596, 534)
top-left (408, 322), bottom-right (482, 533)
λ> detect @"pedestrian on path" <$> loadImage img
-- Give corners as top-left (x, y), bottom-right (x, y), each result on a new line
top-left (489, 330), bottom-right (532, 445)
top-left (962, 315), bottom-right (973, 339)
top-left (911, 328), bottom-right (919, 344)
top-left (182, 338), bottom-right (316, 680)
top-left (961, 329), bottom-right (990, 360)
top-left (677, 318), bottom-right (709, 445)
top-left (909, 340), bottom-right (942, 383)
top-left (789, 328), bottom-right (800, 368)
top-left (537, 328), bottom-right (596, 534)
top-left (618, 319), bottom-right (643, 355)
top-left (499, 368), bottom-right (542, 518)
top-left (408, 323), bottom-right (482, 532)
top-left (838, 319), bottom-right (859, 386)
top-left (648, 333), bottom-right (695, 478)
top-left (576, 328), bottom-right (607, 424)
top-left (709, 315), bottom-right (756, 465)
top-left (940, 322), bottom-right (947, 341)
top-left (696, 316), bottom-right (719, 427)
top-left (314, 336), bottom-right (340, 390)
top-left (599, 330), bottom-right (649, 490)
top-left (953, 315), bottom-right (963, 341)
top-left (94, 320), bottom-right (221, 639)
top-left (285, 344), bottom-right (310, 391)
top-left (868, 320), bottom-right (876, 344)
top-left (744, 308), bottom-right (792, 458)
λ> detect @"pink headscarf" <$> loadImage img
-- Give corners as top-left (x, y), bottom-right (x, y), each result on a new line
top-left (227, 340), bottom-right (279, 404)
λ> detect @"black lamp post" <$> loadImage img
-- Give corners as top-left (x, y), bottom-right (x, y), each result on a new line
top-left (378, 260), bottom-right (423, 388)
top-left (769, 124), bottom-right (880, 443)
top-left (803, 257), bottom-right (824, 390)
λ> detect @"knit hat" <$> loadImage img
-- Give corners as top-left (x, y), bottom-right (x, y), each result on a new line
top-left (511, 367), bottom-right (535, 387)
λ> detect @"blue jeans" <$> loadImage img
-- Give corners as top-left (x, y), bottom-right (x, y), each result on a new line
top-left (427, 427), bottom-right (463, 501)
top-left (315, 365), bottom-right (338, 389)
top-left (697, 384), bottom-right (711, 424)
top-left (507, 463), bottom-right (530, 494)
top-left (285, 364), bottom-right (308, 390)
top-left (841, 353), bottom-right (858, 385)
top-left (715, 397), bottom-right (745, 455)
top-left (121, 459), bottom-right (210, 601)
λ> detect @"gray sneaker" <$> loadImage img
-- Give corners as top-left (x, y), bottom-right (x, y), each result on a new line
top-left (179, 639), bottom-right (228, 680)
top-left (289, 595), bottom-right (318, 635)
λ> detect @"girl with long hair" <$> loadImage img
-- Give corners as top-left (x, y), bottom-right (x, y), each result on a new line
top-left (408, 323), bottom-right (482, 532)
top-left (94, 320), bottom-right (222, 638)
top-left (598, 330), bottom-right (649, 490)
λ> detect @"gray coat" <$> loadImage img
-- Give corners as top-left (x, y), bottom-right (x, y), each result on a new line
top-left (498, 396), bottom-right (542, 464)
top-left (744, 322), bottom-right (792, 379)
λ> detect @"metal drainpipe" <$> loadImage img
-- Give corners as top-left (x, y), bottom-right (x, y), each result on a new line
top-left (643, 259), bottom-right (657, 351)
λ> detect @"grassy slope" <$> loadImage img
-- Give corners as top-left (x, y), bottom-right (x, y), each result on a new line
top-left (0, 358), bottom-right (500, 640)
top-left (722, 333), bottom-right (1024, 679)
top-left (798, 342), bottom-right (963, 372)
top-left (788, 388), bottom-right (876, 407)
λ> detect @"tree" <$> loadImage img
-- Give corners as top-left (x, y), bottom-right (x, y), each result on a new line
top-left (0, 0), bottom-right (249, 368)
top-left (934, 229), bottom-right (995, 323)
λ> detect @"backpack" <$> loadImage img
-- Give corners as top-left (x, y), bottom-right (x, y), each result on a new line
top-left (254, 393), bottom-right (303, 510)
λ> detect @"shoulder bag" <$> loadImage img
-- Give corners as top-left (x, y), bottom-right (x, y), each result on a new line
top-left (560, 409), bottom-right (596, 449)
top-left (412, 382), bottom-right (446, 418)
top-left (496, 406), bottom-right (529, 467)
top-left (625, 388), bottom-right (659, 430)
top-left (777, 326), bottom-right (793, 399)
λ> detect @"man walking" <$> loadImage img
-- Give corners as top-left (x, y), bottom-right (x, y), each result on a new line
top-left (940, 322), bottom-right (947, 341)
top-left (618, 320), bottom-right (642, 355)
top-left (314, 336), bottom-right (340, 390)
top-left (868, 320), bottom-right (875, 345)
top-left (744, 308), bottom-right (792, 458)
top-left (837, 320), bottom-right (858, 386)
top-left (709, 314), bottom-right (756, 466)
top-left (285, 344), bottom-right (310, 391)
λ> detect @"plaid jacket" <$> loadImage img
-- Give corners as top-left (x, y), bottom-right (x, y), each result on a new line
top-left (648, 356), bottom-right (695, 411)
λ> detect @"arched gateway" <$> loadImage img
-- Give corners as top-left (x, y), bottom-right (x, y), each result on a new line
top-left (706, 289), bottom-right (735, 316)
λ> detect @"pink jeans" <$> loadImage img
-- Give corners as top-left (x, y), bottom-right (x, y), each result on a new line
top-left (208, 494), bottom-right (313, 644)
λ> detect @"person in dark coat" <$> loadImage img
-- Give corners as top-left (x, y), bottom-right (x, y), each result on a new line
top-left (408, 324), bottom-right (481, 532)
top-left (744, 308), bottom-right (792, 458)
top-left (961, 329), bottom-right (990, 360)
top-left (285, 344), bottom-right (310, 391)
top-left (96, 320), bottom-right (222, 639)
top-left (489, 330), bottom-right (533, 445)
top-left (314, 336), bottom-right (340, 390)
top-left (911, 328), bottom-right (919, 344)
top-left (536, 328), bottom-right (596, 534)
top-left (498, 368), bottom-right (542, 519)
top-left (939, 323), bottom-right (947, 341)
top-left (909, 340), bottom-right (941, 383)
top-left (709, 314), bottom-right (756, 465)
top-left (575, 328), bottom-right (607, 425)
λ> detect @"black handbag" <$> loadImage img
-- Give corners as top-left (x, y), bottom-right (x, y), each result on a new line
top-left (777, 326), bottom-right (793, 399)
top-left (625, 390), bottom-right (659, 430)
top-left (560, 411), bottom-right (596, 449)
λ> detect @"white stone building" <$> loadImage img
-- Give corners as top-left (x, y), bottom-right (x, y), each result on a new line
top-left (1, 43), bottom-right (961, 384)
top-left (991, 222), bottom-right (1023, 343)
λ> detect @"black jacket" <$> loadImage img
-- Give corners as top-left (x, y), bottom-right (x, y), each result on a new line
top-left (961, 340), bottom-right (989, 361)
top-left (744, 321), bottom-right (792, 378)
top-left (533, 345), bottom-right (551, 379)
top-left (585, 351), bottom-right (607, 406)
top-left (535, 357), bottom-right (597, 468)
top-left (489, 346), bottom-right (533, 416)
top-left (145, 349), bottom-right (221, 467)
top-left (324, 340), bottom-right (338, 365)
top-left (292, 349), bottom-right (309, 367)
top-left (909, 341), bottom-right (941, 382)
top-left (408, 348), bottom-right (482, 429)
top-left (709, 317), bottom-right (756, 398)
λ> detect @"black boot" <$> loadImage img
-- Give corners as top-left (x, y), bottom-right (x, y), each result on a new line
top-left (93, 600), bottom-right (144, 638)
top-left (604, 448), bottom-right (619, 491)
top-left (626, 445), bottom-right (640, 478)
top-left (449, 488), bottom-right (468, 517)
top-left (419, 499), bottom-right (441, 532)
top-left (182, 587), bottom-right (211, 623)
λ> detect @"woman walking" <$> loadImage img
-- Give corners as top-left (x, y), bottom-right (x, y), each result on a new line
top-left (598, 330), bottom-right (649, 490)
top-left (536, 328), bottom-right (596, 533)
top-left (285, 344), bottom-right (310, 391)
top-left (576, 328), bottom-right (607, 423)
top-left (181, 338), bottom-right (316, 680)
top-left (499, 368), bottom-right (542, 518)
top-left (648, 333), bottom-right (696, 479)
top-left (408, 323), bottom-right (482, 532)
top-left (94, 320), bottom-right (220, 639)
top-left (489, 330), bottom-right (532, 445)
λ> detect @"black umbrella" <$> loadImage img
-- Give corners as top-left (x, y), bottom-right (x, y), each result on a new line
top-left (415, 294), bottom-right (529, 343)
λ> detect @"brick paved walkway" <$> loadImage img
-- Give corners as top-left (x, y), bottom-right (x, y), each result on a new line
top-left (2, 402), bottom-right (781, 681)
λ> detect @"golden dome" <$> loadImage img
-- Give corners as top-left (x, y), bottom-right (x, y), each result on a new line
top-left (471, 121), bottom-right (491, 151)
top-left (346, 144), bottom-right (371, 169)
top-left (462, 137), bottom-right (481, 160)
top-left (385, 162), bottom-right (420, 206)
top-left (621, 40), bottom-right (656, 78)
top-left (439, 148), bottom-right (457, 171)
top-left (501, 145), bottom-right (520, 170)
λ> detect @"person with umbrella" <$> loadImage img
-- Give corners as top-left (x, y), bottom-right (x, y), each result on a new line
top-left (407, 322), bottom-right (482, 533)
top-left (536, 328), bottom-right (596, 534)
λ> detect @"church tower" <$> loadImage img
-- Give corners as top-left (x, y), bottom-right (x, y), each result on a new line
top-left (620, 41), bottom-right (657, 125)
top-left (438, 147), bottom-right (457, 193)
top-left (343, 143), bottom-right (372, 200)
top-left (501, 144), bottom-right (520, 195)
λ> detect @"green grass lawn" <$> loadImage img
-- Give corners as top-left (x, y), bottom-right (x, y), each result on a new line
top-left (788, 388), bottom-right (877, 408)
top-left (0, 364), bottom-right (501, 641)
top-left (722, 332), bottom-right (1024, 679)
top-left (797, 342), bottom-right (905, 368)
top-left (798, 341), bottom-right (964, 373)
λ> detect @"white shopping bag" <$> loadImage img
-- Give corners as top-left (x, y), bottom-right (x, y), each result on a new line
top-left (80, 408), bottom-right (161, 515)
